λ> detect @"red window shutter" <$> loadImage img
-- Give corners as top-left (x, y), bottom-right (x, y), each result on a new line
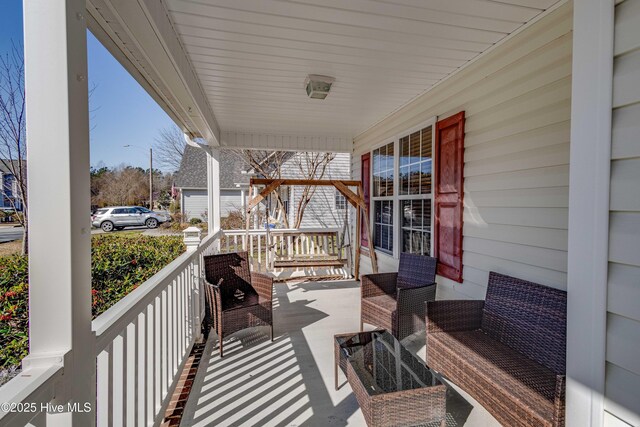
top-left (434, 112), bottom-right (465, 283)
top-left (361, 153), bottom-right (371, 248)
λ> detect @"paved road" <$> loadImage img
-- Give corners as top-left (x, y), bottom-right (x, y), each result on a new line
top-left (0, 226), bottom-right (24, 243)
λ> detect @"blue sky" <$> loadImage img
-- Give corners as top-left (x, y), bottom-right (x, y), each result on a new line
top-left (1, 1), bottom-right (177, 172)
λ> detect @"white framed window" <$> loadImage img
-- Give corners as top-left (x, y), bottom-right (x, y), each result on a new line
top-left (399, 125), bottom-right (433, 256)
top-left (369, 118), bottom-right (435, 258)
top-left (371, 141), bottom-right (395, 254)
top-left (335, 190), bottom-right (347, 210)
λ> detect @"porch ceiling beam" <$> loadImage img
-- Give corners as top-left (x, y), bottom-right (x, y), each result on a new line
top-left (221, 131), bottom-right (352, 153)
top-left (86, 0), bottom-right (220, 145)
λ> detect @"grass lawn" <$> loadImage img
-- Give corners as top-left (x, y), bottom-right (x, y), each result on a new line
top-left (0, 241), bottom-right (22, 257)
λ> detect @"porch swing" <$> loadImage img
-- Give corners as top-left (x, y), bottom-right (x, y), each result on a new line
top-left (245, 178), bottom-right (378, 277)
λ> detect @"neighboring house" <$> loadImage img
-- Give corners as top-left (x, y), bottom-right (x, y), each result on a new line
top-left (174, 146), bottom-right (249, 221)
top-left (175, 146), bottom-right (351, 228)
top-left (280, 152), bottom-right (351, 229)
top-left (0, 160), bottom-right (25, 212)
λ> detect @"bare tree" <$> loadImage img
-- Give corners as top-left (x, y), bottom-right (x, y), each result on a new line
top-left (153, 125), bottom-right (185, 172)
top-left (92, 166), bottom-right (149, 207)
top-left (0, 44), bottom-right (27, 254)
top-left (231, 150), bottom-right (336, 229)
top-left (231, 150), bottom-right (292, 227)
top-left (291, 152), bottom-right (335, 228)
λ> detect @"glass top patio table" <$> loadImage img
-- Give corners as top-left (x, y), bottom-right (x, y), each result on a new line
top-left (335, 330), bottom-right (442, 394)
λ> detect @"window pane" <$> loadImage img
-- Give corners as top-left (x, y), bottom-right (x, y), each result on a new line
top-left (421, 127), bottom-right (432, 158)
top-left (409, 164), bottom-right (420, 195)
top-left (374, 200), bottom-right (394, 253)
top-left (400, 136), bottom-right (409, 167)
top-left (401, 200), bottom-right (411, 228)
top-left (410, 131), bottom-right (420, 164)
top-left (401, 199), bottom-right (431, 255)
top-left (420, 160), bottom-right (432, 194)
top-left (423, 232), bottom-right (431, 255)
top-left (400, 166), bottom-right (409, 195)
top-left (403, 230), bottom-right (411, 253)
top-left (422, 200), bottom-right (432, 231)
top-left (386, 142), bottom-right (394, 196)
top-left (411, 231), bottom-right (422, 254)
top-left (412, 200), bottom-right (423, 228)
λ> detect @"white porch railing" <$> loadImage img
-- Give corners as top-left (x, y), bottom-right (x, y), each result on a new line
top-left (0, 226), bottom-right (348, 426)
top-left (220, 227), bottom-right (351, 278)
top-left (0, 229), bottom-right (221, 427)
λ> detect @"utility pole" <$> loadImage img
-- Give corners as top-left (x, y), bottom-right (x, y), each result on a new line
top-left (124, 144), bottom-right (154, 209)
top-left (149, 147), bottom-right (153, 209)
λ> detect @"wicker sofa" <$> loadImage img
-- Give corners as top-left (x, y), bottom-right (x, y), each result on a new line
top-left (426, 272), bottom-right (567, 427)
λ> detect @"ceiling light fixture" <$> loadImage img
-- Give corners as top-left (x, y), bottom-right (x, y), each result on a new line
top-left (305, 74), bottom-right (335, 99)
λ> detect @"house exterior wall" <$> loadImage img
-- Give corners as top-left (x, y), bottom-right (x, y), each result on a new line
top-left (181, 189), bottom-right (207, 221)
top-left (181, 188), bottom-right (243, 221)
top-left (604, 1), bottom-right (640, 425)
top-left (352, 2), bottom-right (572, 300)
top-left (282, 152), bottom-right (351, 229)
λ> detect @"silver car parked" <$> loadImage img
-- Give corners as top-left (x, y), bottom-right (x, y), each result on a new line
top-left (91, 206), bottom-right (170, 232)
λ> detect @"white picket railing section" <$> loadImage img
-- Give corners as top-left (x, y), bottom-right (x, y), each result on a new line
top-left (0, 230), bottom-right (220, 427)
top-left (91, 230), bottom-right (220, 426)
top-left (219, 227), bottom-right (350, 278)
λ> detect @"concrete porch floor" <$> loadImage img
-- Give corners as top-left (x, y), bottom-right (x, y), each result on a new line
top-left (180, 280), bottom-right (500, 427)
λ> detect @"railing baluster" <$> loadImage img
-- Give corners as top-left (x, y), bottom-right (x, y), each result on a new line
top-left (153, 297), bottom-right (161, 418)
top-left (96, 347), bottom-right (110, 426)
top-left (112, 332), bottom-right (125, 426)
top-left (126, 321), bottom-right (137, 426)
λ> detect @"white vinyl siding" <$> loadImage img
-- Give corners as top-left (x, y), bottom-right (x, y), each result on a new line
top-left (182, 190), bottom-right (208, 221)
top-left (283, 152), bottom-right (351, 229)
top-left (605, 1), bottom-right (640, 425)
top-left (182, 189), bottom-right (244, 221)
top-left (352, 3), bottom-right (572, 301)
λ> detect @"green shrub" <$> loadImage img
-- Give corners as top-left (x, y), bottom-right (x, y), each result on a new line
top-left (189, 218), bottom-right (203, 225)
top-left (0, 234), bottom-right (185, 369)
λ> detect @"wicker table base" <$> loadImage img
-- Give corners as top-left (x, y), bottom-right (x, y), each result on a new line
top-left (335, 330), bottom-right (446, 427)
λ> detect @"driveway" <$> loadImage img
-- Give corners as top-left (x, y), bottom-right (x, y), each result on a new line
top-left (0, 226), bottom-right (24, 243)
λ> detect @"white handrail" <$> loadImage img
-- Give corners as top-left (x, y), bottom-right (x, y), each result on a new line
top-left (92, 231), bottom-right (219, 351)
top-left (0, 365), bottom-right (63, 426)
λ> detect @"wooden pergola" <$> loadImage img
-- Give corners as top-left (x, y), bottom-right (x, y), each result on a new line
top-left (246, 178), bottom-right (378, 276)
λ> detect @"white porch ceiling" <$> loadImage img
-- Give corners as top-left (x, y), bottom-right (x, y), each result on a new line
top-left (163, 0), bottom-right (561, 139)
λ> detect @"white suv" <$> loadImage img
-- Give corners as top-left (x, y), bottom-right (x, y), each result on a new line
top-left (91, 206), bottom-right (170, 232)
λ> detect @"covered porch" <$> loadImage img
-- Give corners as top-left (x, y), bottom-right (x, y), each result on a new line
top-left (0, 0), bottom-right (637, 426)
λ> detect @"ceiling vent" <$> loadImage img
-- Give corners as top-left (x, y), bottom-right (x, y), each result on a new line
top-left (305, 75), bottom-right (335, 99)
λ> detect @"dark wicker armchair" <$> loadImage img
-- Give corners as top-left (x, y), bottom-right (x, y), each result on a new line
top-left (360, 253), bottom-right (437, 340)
top-left (203, 251), bottom-right (273, 357)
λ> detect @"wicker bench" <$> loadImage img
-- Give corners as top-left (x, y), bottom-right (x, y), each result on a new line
top-left (426, 272), bottom-right (567, 427)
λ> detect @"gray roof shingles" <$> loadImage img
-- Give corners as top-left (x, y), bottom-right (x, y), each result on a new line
top-left (174, 146), bottom-right (249, 190)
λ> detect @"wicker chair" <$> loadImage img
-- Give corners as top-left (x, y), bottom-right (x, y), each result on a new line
top-left (360, 253), bottom-right (437, 340)
top-left (426, 272), bottom-right (567, 427)
top-left (203, 251), bottom-right (273, 357)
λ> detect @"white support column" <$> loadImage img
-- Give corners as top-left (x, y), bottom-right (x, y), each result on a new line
top-left (566, 1), bottom-right (614, 426)
top-left (24, 0), bottom-right (95, 425)
top-left (206, 148), bottom-right (221, 233)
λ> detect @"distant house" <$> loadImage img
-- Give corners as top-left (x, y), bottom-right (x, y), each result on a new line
top-left (0, 161), bottom-right (25, 212)
top-left (174, 146), bottom-right (351, 228)
top-left (174, 146), bottom-right (249, 221)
